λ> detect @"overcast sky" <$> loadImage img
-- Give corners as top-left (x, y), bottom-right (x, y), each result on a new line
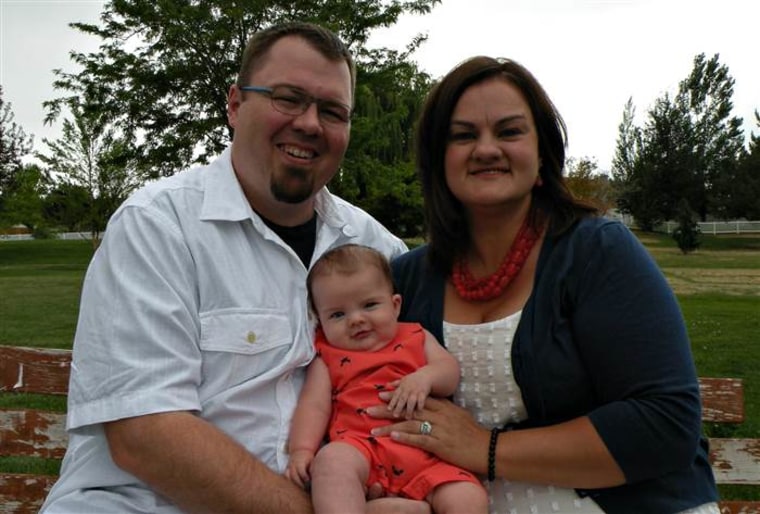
top-left (2, 0), bottom-right (758, 172)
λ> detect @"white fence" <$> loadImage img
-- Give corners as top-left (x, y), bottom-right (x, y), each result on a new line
top-left (606, 212), bottom-right (760, 235)
top-left (3, 221), bottom-right (760, 241)
top-left (0, 232), bottom-right (95, 241)
top-left (661, 220), bottom-right (760, 235)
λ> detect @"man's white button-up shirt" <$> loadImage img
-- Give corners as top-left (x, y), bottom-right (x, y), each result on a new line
top-left (41, 147), bottom-right (407, 513)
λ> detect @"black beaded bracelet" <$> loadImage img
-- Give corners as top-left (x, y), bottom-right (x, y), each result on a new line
top-left (487, 427), bottom-right (500, 482)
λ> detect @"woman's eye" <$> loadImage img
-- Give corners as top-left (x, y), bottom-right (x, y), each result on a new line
top-left (448, 132), bottom-right (475, 142)
top-left (496, 125), bottom-right (524, 137)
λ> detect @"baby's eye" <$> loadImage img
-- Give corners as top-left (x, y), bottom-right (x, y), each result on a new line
top-left (364, 301), bottom-right (379, 310)
top-left (329, 311), bottom-right (345, 320)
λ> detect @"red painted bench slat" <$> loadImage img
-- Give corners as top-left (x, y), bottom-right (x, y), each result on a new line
top-left (1, 346), bottom-right (758, 512)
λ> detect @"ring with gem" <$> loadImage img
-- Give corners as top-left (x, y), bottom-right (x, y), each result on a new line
top-left (419, 420), bottom-right (433, 436)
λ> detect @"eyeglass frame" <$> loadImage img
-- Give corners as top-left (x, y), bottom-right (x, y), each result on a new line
top-left (238, 84), bottom-right (353, 126)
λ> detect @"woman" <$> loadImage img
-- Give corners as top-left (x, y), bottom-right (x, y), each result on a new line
top-left (370, 57), bottom-right (719, 513)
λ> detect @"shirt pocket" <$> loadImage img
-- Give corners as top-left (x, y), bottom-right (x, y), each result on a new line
top-left (199, 308), bottom-right (292, 355)
top-left (198, 308), bottom-right (295, 399)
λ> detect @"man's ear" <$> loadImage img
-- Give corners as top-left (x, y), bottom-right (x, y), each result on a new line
top-left (227, 84), bottom-right (242, 128)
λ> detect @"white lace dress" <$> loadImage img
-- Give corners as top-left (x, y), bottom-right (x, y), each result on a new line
top-left (444, 313), bottom-right (720, 514)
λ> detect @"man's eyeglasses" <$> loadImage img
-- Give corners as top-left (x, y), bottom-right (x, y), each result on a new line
top-left (239, 85), bottom-right (352, 126)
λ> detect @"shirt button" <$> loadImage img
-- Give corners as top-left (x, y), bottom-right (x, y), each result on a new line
top-left (246, 331), bottom-right (257, 343)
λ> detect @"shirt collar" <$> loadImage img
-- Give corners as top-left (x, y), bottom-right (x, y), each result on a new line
top-left (200, 147), bottom-right (254, 222)
top-left (314, 185), bottom-right (355, 236)
top-left (199, 147), bottom-right (357, 237)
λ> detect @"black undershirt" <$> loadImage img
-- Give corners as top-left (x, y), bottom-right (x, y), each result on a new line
top-left (260, 214), bottom-right (317, 268)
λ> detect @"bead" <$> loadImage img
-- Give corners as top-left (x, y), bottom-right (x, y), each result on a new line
top-left (451, 216), bottom-right (543, 302)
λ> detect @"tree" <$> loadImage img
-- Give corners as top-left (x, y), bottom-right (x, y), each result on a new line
top-left (611, 98), bottom-right (639, 181)
top-left (611, 98), bottom-right (645, 221)
top-left (565, 157), bottom-right (615, 213)
top-left (44, 0), bottom-right (441, 182)
top-left (677, 53), bottom-right (745, 220)
top-left (732, 110), bottom-right (760, 219)
top-left (332, 46), bottom-right (430, 236)
top-left (672, 198), bottom-right (701, 254)
top-left (643, 94), bottom-right (698, 220)
top-left (0, 164), bottom-right (48, 236)
top-left (613, 94), bottom-right (691, 230)
top-left (38, 99), bottom-right (141, 245)
top-left (0, 86), bottom-right (33, 204)
top-left (612, 54), bottom-right (745, 227)
top-left (42, 182), bottom-right (93, 232)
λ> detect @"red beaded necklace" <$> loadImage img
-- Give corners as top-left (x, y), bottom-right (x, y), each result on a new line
top-left (451, 216), bottom-right (543, 302)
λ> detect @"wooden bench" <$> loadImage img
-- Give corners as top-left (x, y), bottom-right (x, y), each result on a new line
top-left (1, 346), bottom-right (759, 513)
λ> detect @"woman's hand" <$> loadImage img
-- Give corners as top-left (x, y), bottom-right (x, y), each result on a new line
top-left (368, 396), bottom-right (490, 474)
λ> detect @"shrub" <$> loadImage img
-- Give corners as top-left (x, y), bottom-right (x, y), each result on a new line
top-left (672, 199), bottom-right (701, 254)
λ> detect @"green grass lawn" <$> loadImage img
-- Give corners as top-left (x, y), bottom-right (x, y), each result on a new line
top-left (1, 233), bottom-right (758, 497)
top-left (0, 240), bottom-right (93, 347)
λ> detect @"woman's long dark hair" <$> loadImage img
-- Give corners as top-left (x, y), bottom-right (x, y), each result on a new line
top-left (415, 56), bottom-right (597, 275)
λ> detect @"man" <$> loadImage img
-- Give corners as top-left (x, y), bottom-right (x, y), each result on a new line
top-left (41, 22), bottom-right (406, 513)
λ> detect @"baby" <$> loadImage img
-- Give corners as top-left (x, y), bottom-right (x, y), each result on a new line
top-left (286, 244), bottom-right (487, 514)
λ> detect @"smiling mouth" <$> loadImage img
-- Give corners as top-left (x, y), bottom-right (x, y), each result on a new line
top-left (470, 168), bottom-right (509, 175)
top-left (280, 144), bottom-right (317, 160)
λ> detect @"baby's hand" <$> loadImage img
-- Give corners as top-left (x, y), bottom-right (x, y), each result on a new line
top-left (386, 371), bottom-right (432, 419)
top-left (285, 449), bottom-right (313, 489)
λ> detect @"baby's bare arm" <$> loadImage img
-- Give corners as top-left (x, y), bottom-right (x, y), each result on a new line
top-left (387, 330), bottom-right (460, 418)
top-left (285, 358), bottom-right (332, 488)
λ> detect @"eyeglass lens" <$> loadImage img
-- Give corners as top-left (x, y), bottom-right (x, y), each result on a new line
top-left (270, 86), bottom-right (350, 124)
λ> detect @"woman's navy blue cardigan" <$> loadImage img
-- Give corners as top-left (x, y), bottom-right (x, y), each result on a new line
top-left (391, 217), bottom-right (718, 513)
